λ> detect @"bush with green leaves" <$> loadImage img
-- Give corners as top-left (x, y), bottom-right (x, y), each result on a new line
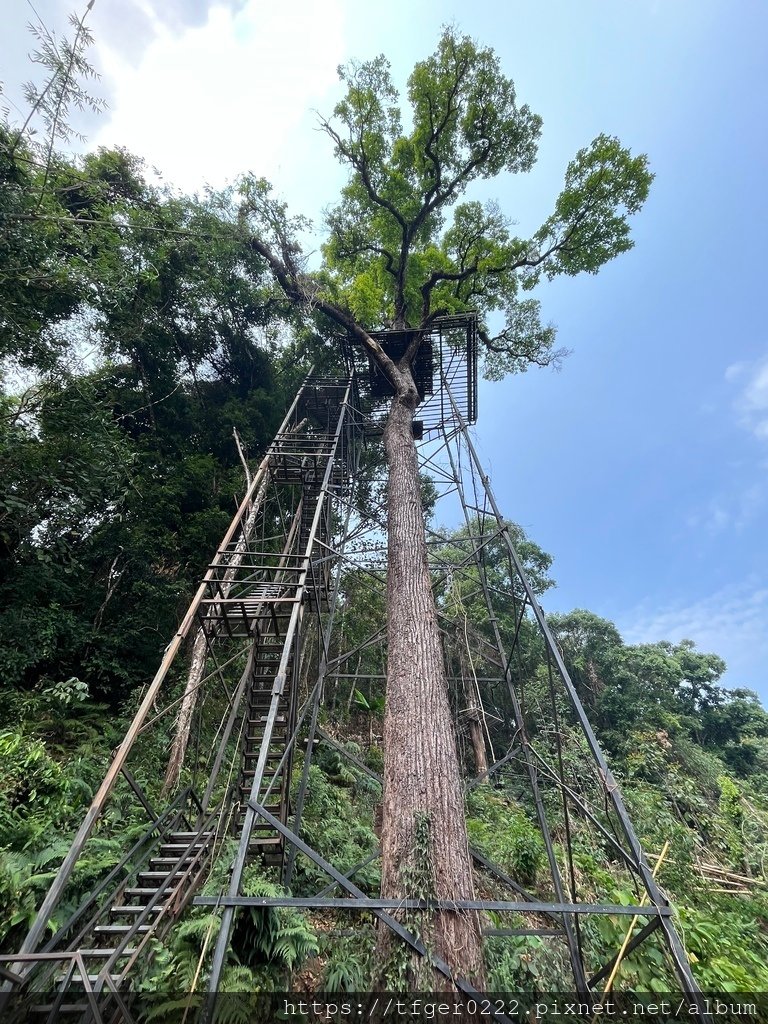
top-left (466, 787), bottom-right (545, 885)
top-left (486, 932), bottom-right (572, 993)
top-left (679, 901), bottom-right (768, 990)
top-left (292, 755), bottom-right (380, 894)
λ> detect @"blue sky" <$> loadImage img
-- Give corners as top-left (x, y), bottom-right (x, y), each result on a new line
top-left (4, 0), bottom-right (767, 698)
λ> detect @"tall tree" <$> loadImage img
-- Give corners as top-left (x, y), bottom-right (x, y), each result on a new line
top-left (0, 134), bottom-right (292, 705)
top-left (236, 28), bottom-right (652, 986)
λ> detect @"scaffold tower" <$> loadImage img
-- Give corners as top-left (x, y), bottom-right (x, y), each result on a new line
top-left (1, 314), bottom-right (712, 1023)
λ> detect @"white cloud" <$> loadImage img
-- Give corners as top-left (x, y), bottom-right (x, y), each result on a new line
top-left (728, 353), bottom-right (768, 441)
top-left (686, 481), bottom-right (767, 535)
top-left (724, 361), bottom-right (746, 382)
top-left (621, 578), bottom-right (768, 693)
top-left (90, 0), bottom-right (346, 200)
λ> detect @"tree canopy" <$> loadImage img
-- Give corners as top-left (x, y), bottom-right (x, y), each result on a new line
top-left (0, 129), bottom-right (300, 703)
top-left (240, 28), bottom-right (652, 384)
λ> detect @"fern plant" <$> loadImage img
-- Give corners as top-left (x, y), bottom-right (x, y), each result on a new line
top-left (322, 928), bottom-right (375, 991)
top-left (234, 871), bottom-right (319, 972)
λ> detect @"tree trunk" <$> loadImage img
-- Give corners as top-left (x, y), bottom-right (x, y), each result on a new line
top-left (162, 627), bottom-right (208, 795)
top-left (460, 645), bottom-right (489, 780)
top-left (377, 381), bottom-right (485, 988)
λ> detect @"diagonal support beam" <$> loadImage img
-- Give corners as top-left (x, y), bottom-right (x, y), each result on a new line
top-left (244, 800), bottom-right (515, 1024)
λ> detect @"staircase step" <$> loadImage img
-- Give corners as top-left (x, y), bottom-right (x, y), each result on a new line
top-left (237, 797), bottom-right (283, 811)
top-left (137, 871), bottom-right (189, 883)
top-left (110, 905), bottom-right (163, 916)
top-left (124, 887), bottom-right (176, 899)
top-left (168, 832), bottom-right (212, 841)
top-left (79, 948), bottom-right (138, 957)
top-left (242, 789), bottom-right (285, 801)
top-left (240, 771), bottom-right (281, 784)
top-left (52, 972), bottom-right (125, 988)
top-left (239, 784), bottom-right (285, 798)
top-left (239, 764), bottom-right (281, 776)
top-left (94, 924), bottom-right (151, 935)
top-left (159, 843), bottom-right (210, 854)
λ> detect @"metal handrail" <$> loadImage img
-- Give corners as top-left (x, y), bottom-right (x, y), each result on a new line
top-left (40, 787), bottom-right (195, 958)
top-left (96, 804), bottom-right (222, 990)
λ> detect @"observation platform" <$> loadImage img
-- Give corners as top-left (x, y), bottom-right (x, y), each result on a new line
top-left (349, 312), bottom-right (478, 436)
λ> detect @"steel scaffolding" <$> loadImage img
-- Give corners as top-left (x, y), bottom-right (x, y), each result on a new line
top-left (2, 321), bottom-right (711, 1022)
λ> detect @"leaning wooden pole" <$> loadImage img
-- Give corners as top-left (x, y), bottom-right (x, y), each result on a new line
top-left (162, 418), bottom-right (309, 794)
top-left (161, 456), bottom-right (270, 794)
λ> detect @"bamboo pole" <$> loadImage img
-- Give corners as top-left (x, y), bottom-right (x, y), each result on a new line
top-left (603, 841), bottom-right (671, 995)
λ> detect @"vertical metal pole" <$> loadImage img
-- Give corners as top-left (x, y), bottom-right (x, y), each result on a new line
top-left (284, 409), bottom-right (363, 887)
top-left (442, 427), bottom-right (590, 998)
top-left (442, 378), bottom-right (711, 1017)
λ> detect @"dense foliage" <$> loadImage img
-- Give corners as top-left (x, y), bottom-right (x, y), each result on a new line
top-left (0, 129), bottom-right (313, 705)
top-left (1, 21), bottom-right (766, 1001)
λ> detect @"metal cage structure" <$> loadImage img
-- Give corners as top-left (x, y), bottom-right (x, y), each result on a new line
top-left (2, 319), bottom-right (712, 1023)
top-left (350, 313), bottom-right (478, 436)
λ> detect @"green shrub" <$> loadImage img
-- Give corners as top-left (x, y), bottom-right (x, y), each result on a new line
top-left (466, 788), bottom-right (544, 884)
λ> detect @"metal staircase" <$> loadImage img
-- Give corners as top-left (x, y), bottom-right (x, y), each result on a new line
top-left (7, 792), bottom-right (215, 1020)
top-left (235, 614), bottom-right (297, 868)
top-left (1, 342), bottom-right (711, 1022)
top-left (73, 823), bottom-right (215, 985)
top-left (0, 371), bottom-right (359, 1021)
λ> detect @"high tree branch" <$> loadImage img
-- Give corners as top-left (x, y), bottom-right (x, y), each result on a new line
top-left (247, 235), bottom-right (402, 392)
top-left (420, 264), bottom-right (478, 322)
top-left (319, 117), bottom-right (408, 234)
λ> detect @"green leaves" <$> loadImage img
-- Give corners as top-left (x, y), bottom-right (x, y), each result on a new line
top-left (333, 56), bottom-right (402, 173)
top-left (313, 29), bottom-right (650, 385)
top-left (466, 788), bottom-right (545, 884)
top-left (319, 28), bottom-right (546, 333)
top-left (407, 29), bottom-right (541, 189)
top-left (528, 134), bottom-right (654, 284)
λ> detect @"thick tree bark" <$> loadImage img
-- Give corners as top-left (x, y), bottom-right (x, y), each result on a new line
top-left (377, 378), bottom-right (485, 988)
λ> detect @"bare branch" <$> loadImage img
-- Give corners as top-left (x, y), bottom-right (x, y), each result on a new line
top-left (232, 427), bottom-right (251, 489)
top-left (246, 235), bottom-right (402, 393)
